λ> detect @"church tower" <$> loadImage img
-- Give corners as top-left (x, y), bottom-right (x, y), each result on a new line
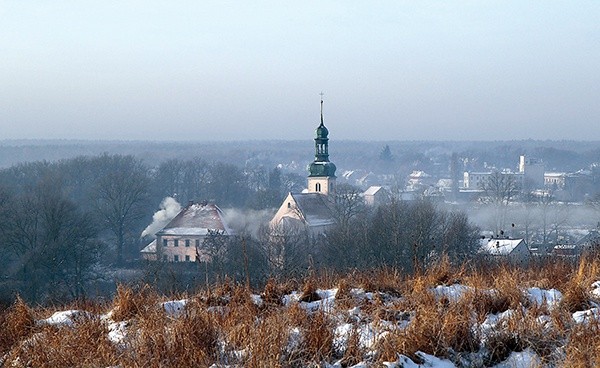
top-left (307, 97), bottom-right (336, 195)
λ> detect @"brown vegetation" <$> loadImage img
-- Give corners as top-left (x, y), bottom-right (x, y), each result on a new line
top-left (3, 256), bottom-right (600, 366)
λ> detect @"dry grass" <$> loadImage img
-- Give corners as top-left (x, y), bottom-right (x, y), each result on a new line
top-left (560, 257), bottom-right (599, 313)
top-left (0, 296), bottom-right (36, 355)
top-left (120, 303), bottom-right (217, 367)
top-left (6, 316), bottom-right (119, 368)
top-left (111, 284), bottom-right (158, 322)
top-left (376, 294), bottom-right (479, 362)
top-left (5, 257), bottom-right (600, 366)
top-left (563, 322), bottom-right (600, 367)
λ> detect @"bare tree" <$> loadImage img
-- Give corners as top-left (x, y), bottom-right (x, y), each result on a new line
top-left (365, 199), bottom-right (479, 273)
top-left (406, 200), bottom-right (440, 273)
top-left (368, 198), bottom-right (412, 269)
top-left (93, 155), bottom-right (150, 265)
top-left (259, 221), bottom-right (313, 278)
top-left (587, 193), bottom-right (600, 227)
top-left (2, 178), bottom-right (102, 302)
top-left (479, 171), bottom-right (520, 235)
top-left (438, 211), bottom-right (480, 263)
top-left (513, 203), bottom-right (536, 245)
top-left (536, 193), bottom-right (555, 251)
top-left (332, 183), bottom-right (366, 232)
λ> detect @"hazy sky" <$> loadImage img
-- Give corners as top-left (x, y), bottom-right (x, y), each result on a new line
top-left (1, 1), bottom-right (599, 141)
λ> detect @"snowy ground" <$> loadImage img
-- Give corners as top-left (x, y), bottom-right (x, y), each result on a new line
top-left (7, 275), bottom-right (600, 368)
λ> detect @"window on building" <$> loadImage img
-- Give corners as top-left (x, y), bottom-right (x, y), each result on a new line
top-left (185, 239), bottom-right (190, 247)
top-left (163, 239), bottom-right (168, 247)
top-left (287, 202), bottom-right (291, 208)
top-left (316, 183), bottom-right (321, 192)
top-left (195, 239), bottom-right (200, 247)
top-left (174, 255), bottom-right (179, 262)
top-left (185, 255), bottom-right (190, 262)
top-left (174, 239), bottom-right (179, 247)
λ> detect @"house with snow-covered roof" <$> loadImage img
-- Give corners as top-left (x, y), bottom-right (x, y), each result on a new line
top-left (363, 186), bottom-right (389, 207)
top-left (576, 229), bottom-right (600, 252)
top-left (141, 201), bottom-right (233, 262)
top-left (552, 230), bottom-right (600, 257)
top-left (478, 238), bottom-right (531, 263)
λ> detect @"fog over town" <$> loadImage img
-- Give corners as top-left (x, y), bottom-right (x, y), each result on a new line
top-left (2, 137), bottom-right (600, 281)
top-left (2, 2), bottom-right (600, 366)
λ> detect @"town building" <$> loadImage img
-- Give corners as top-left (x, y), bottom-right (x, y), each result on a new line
top-left (463, 170), bottom-right (524, 190)
top-left (519, 155), bottom-right (545, 188)
top-left (544, 172), bottom-right (567, 188)
top-left (141, 201), bottom-right (233, 262)
top-left (363, 186), bottom-right (389, 206)
top-left (552, 230), bottom-right (600, 257)
top-left (463, 171), bottom-right (492, 190)
top-left (478, 238), bottom-right (531, 263)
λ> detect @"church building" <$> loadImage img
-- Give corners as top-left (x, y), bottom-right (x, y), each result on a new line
top-left (269, 98), bottom-right (337, 234)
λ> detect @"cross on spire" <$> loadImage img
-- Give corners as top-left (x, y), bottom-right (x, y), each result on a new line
top-left (319, 91), bottom-right (324, 125)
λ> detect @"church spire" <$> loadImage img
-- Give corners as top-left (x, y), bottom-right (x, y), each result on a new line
top-left (320, 91), bottom-right (324, 126)
top-left (309, 94), bottom-right (336, 180)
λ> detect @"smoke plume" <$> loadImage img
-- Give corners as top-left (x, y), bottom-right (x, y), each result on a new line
top-left (222, 208), bottom-right (275, 238)
top-left (141, 197), bottom-right (182, 238)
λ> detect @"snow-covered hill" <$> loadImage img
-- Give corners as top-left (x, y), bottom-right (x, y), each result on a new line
top-left (2, 258), bottom-right (600, 367)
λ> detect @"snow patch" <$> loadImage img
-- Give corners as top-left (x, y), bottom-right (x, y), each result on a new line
top-left (298, 288), bottom-right (337, 313)
top-left (526, 287), bottom-right (562, 308)
top-left (591, 281), bottom-right (600, 298)
top-left (431, 284), bottom-right (472, 302)
top-left (491, 348), bottom-right (542, 368)
top-left (478, 310), bottom-right (515, 342)
top-left (107, 320), bottom-right (129, 345)
top-left (573, 307), bottom-right (600, 324)
top-left (37, 310), bottom-right (92, 327)
top-left (162, 299), bottom-right (188, 317)
top-left (250, 294), bottom-right (263, 307)
top-left (386, 351), bottom-right (457, 367)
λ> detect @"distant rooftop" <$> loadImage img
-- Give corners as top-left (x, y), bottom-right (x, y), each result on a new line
top-left (157, 202), bottom-right (232, 236)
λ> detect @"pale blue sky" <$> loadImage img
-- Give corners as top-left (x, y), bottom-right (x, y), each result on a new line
top-left (1, 1), bottom-right (599, 141)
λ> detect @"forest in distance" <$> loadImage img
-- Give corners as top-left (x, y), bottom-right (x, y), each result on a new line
top-left (0, 153), bottom-right (479, 305)
top-left (3, 139), bottom-right (600, 172)
top-left (1, 139), bottom-right (600, 306)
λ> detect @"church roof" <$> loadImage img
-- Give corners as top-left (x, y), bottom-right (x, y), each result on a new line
top-left (316, 121), bottom-right (329, 139)
top-left (157, 202), bottom-right (232, 236)
top-left (290, 192), bottom-right (336, 227)
top-left (309, 161), bottom-right (337, 177)
top-left (309, 97), bottom-right (336, 178)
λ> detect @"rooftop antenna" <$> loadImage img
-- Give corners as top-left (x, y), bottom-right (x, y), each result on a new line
top-left (319, 91), bottom-right (324, 126)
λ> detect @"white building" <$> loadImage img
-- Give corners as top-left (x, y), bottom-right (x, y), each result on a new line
top-left (363, 186), bottom-right (389, 206)
top-left (479, 238), bottom-right (531, 263)
top-left (519, 155), bottom-right (545, 188)
top-left (463, 171), bottom-right (492, 190)
top-left (270, 98), bottom-right (337, 235)
top-left (544, 172), bottom-right (567, 188)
